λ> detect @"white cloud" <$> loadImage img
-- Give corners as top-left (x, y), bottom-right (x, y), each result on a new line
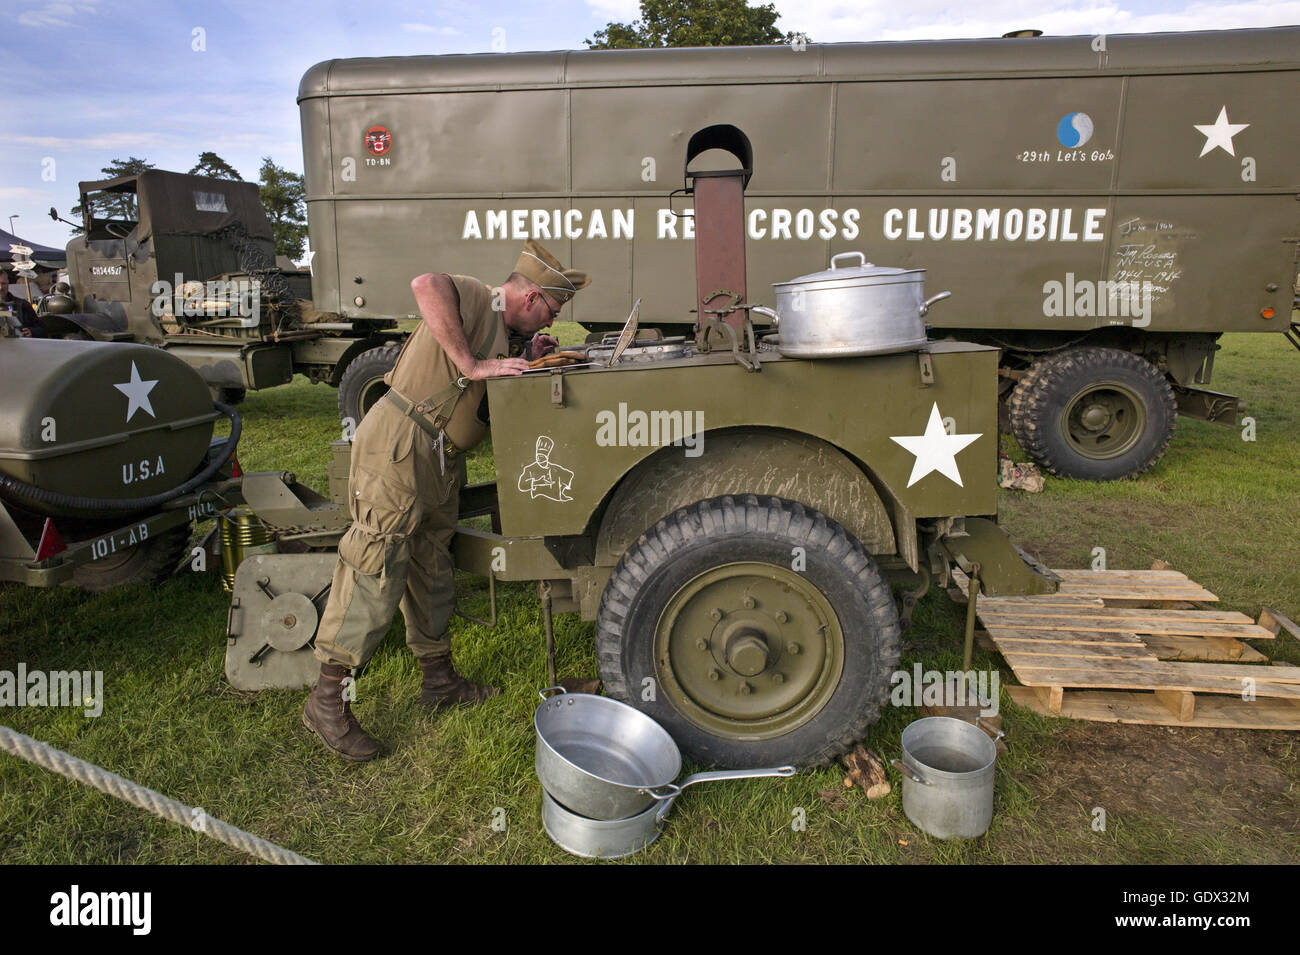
top-left (0, 187), bottom-right (55, 202)
top-left (587, 0), bottom-right (641, 22)
top-left (17, 1), bottom-right (99, 29)
top-left (402, 22), bottom-right (464, 36)
top-left (765, 0), bottom-right (1300, 42)
top-left (11, 131), bottom-right (184, 151)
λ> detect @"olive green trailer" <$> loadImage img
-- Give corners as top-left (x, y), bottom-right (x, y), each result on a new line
top-left (297, 27), bottom-right (1300, 479)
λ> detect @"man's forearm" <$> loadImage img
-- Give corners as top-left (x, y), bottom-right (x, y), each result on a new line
top-left (410, 272), bottom-right (474, 372)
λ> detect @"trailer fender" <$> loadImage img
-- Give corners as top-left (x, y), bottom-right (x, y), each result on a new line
top-left (594, 427), bottom-right (896, 565)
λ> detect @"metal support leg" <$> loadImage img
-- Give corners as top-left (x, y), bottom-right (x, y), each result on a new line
top-left (539, 580), bottom-right (556, 687)
top-left (454, 572), bottom-right (497, 629)
top-left (962, 563), bottom-right (981, 672)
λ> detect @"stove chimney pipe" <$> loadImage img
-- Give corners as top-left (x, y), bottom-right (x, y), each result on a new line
top-left (684, 125), bottom-right (753, 336)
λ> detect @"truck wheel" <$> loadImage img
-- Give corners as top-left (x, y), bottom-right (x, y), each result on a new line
top-left (69, 524), bottom-right (192, 592)
top-left (1008, 347), bottom-right (1176, 480)
top-left (337, 342), bottom-right (401, 428)
top-left (216, 386), bottom-right (246, 405)
top-left (595, 495), bottom-right (901, 769)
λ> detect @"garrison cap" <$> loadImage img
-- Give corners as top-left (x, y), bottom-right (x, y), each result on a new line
top-left (515, 239), bottom-right (590, 308)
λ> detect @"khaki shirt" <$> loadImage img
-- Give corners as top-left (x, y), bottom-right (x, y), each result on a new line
top-left (385, 274), bottom-right (511, 452)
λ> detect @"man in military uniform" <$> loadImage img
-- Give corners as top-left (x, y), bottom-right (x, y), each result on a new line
top-left (303, 239), bottom-right (590, 761)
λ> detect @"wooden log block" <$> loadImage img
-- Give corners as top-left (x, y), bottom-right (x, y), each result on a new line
top-left (839, 744), bottom-right (891, 799)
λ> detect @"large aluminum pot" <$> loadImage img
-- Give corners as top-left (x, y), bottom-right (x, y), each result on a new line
top-left (764, 251), bottom-right (950, 358)
top-left (541, 766), bottom-right (796, 859)
top-left (890, 716), bottom-right (1005, 839)
top-left (534, 686), bottom-right (795, 821)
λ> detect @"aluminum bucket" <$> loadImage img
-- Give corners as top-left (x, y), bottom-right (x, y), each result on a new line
top-left (891, 716), bottom-right (1004, 840)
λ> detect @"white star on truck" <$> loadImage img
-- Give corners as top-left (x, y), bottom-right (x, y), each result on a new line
top-left (890, 403), bottom-right (981, 488)
top-left (1194, 106), bottom-right (1249, 157)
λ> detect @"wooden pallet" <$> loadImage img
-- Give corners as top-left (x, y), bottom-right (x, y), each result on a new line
top-left (953, 565), bottom-right (1300, 730)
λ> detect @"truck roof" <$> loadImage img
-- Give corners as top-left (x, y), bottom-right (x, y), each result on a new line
top-left (299, 27), bottom-right (1300, 100)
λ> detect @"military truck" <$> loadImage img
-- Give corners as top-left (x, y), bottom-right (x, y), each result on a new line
top-left (222, 128), bottom-right (1057, 769)
top-left (296, 27), bottom-right (1300, 480)
top-left (43, 169), bottom-right (406, 425)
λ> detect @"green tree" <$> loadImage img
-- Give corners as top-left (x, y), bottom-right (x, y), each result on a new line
top-left (586, 0), bottom-right (804, 49)
top-left (69, 156), bottom-right (155, 233)
top-left (257, 157), bottom-right (308, 260)
top-left (189, 151), bottom-right (243, 180)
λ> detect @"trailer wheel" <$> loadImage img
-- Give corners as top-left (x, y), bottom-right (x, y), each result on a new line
top-left (215, 386), bottom-right (246, 405)
top-left (1008, 347), bottom-right (1176, 480)
top-left (595, 495), bottom-right (901, 769)
top-left (69, 524), bottom-right (192, 592)
top-left (337, 342), bottom-right (402, 429)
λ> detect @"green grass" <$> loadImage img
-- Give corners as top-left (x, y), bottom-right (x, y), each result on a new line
top-left (1, 330), bottom-right (1297, 864)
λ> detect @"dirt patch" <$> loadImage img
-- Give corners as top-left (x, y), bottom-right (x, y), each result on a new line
top-left (1008, 720), bottom-right (1299, 862)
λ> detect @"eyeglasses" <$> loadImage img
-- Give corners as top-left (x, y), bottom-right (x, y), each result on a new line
top-left (533, 290), bottom-right (559, 322)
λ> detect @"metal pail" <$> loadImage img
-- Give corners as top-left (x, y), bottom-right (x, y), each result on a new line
top-left (891, 716), bottom-right (1003, 839)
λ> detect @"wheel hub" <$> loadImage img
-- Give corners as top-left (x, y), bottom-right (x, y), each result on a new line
top-left (654, 562), bottom-right (844, 739)
top-left (1079, 403), bottom-right (1112, 432)
top-left (724, 631), bottom-right (770, 676)
top-left (1063, 382), bottom-right (1146, 460)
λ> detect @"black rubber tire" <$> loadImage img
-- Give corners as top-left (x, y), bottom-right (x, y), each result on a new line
top-left (217, 386), bottom-right (246, 405)
top-left (69, 524), bottom-right (192, 592)
top-left (336, 342), bottom-right (401, 430)
top-left (595, 494), bottom-right (901, 769)
top-left (1008, 346), bottom-right (1177, 481)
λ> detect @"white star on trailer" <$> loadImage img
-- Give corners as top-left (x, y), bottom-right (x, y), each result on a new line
top-left (1193, 106), bottom-right (1250, 157)
top-left (890, 402), bottom-right (981, 488)
top-left (114, 361), bottom-right (159, 422)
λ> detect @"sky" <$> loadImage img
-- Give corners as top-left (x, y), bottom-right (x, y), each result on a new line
top-left (1, 0), bottom-right (1297, 250)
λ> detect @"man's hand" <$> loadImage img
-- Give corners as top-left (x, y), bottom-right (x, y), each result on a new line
top-left (467, 356), bottom-right (530, 379)
top-left (526, 333), bottom-right (559, 361)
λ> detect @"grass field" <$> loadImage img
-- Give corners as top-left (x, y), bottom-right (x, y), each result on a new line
top-left (1, 330), bottom-right (1297, 864)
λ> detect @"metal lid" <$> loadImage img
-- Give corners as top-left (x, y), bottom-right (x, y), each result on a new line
top-left (774, 251), bottom-right (924, 288)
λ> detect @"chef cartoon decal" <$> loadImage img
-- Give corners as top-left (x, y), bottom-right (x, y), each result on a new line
top-left (518, 435), bottom-right (574, 502)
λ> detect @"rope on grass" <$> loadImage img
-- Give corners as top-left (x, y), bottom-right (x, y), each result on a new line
top-left (0, 723), bottom-right (317, 866)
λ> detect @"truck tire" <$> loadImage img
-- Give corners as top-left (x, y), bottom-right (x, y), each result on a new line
top-left (337, 342), bottom-right (401, 429)
top-left (217, 386), bottom-right (246, 405)
top-left (1008, 346), bottom-right (1177, 480)
top-left (69, 524), bottom-right (192, 592)
top-left (595, 495), bottom-right (901, 769)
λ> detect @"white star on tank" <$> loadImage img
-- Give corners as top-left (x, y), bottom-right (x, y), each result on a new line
top-left (1193, 106), bottom-right (1249, 157)
top-left (114, 361), bottom-right (159, 422)
top-left (890, 403), bottom-right (981, 488)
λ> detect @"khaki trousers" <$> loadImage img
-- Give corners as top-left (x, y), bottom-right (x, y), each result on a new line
top-left (313, 400), bottom-right (464, 669)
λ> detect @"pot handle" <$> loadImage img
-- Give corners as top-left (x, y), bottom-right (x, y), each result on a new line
top-left (918, 291), bottom-right (952, 317)
top-left (830, 251), bottom-right (868, 270)
top-left (642, 765), bottom-right (797, 801)
top-left (750, 305), bottom-right (780, 328)
top-left (536, 685), bottom-right (567, 701)
top-left (976, 715), bottom-right (1007, 749)
top-left (647, 766), bottom-right (797, 825)
top-left (890, 758), bottom-right (932, 786)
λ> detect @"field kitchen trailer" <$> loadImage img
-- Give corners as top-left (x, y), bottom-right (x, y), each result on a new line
top-left (296, 27), bottom-right (1300, 480)
top-left (219, 126), bottom-right (1059, 770)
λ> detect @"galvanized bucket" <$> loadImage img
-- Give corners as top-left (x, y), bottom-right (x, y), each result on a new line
top-left (891, 716), bottom-right (1005, 839)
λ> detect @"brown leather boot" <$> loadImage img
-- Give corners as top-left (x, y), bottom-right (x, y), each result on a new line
top-left (417, 652), bottom-right (501, 709)
top-left (302, 663), bottom-right (380, 761)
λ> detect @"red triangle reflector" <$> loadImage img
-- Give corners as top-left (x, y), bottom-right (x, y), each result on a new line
top-left (35, 519), bottom-right (67, 561)
top-left (230, 455), bottom-right (243, 478)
